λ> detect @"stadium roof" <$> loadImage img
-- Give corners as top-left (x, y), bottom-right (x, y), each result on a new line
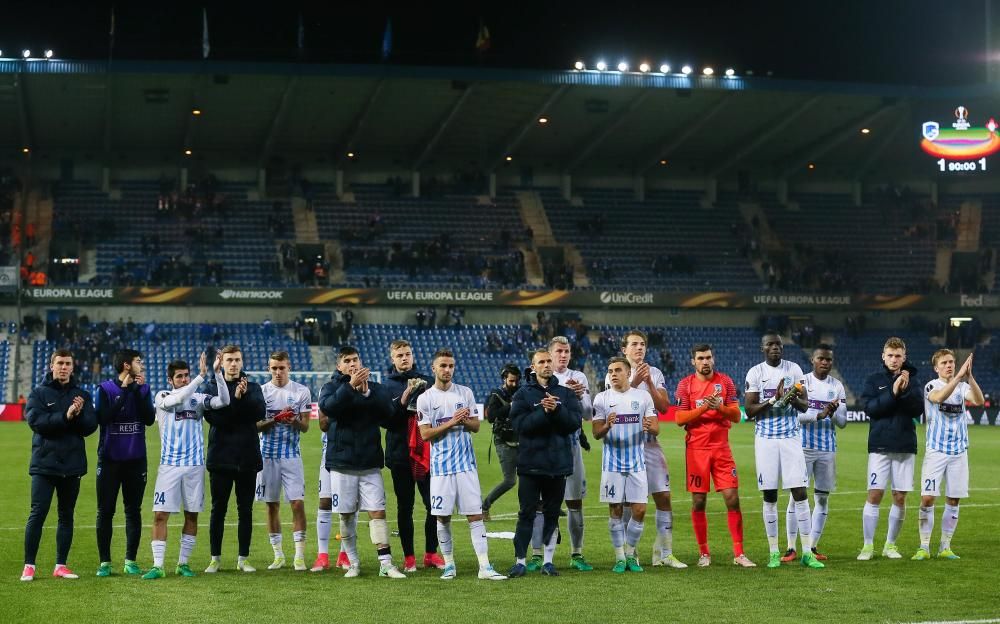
top-left (1, 59), bottom-right (995, 179)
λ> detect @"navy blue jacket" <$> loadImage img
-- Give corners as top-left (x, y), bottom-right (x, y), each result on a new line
top-left (204, 373), bottom-right (266, 473)
top-left (382, 368), bottom-right (433, 469)
top-left (509, 375), bottom-right (582, 477)
top-left (319, 373), bottom-right (394, 471)
top-left (861, 362), bottom-right (923, 454)
top-left (26, 374), bottom-right (98, 477)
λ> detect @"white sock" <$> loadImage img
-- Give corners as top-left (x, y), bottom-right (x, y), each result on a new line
top-left (622, 505), bottom-right (633, 527)
top-left (293, 530), bottom-right (306, 558)
top-left (608, 517), bottom-right (625, 561)
top-left (863, 502), bottom-right (880, 545)
top-left (918, 505), bottom-right (934, 549)
top-left (940, 504), bottom-right (959, 551)
top-left (655, 510), bottom-right (672, 557)
top-left (437, 520), bottom-right (454, 566)
top-left (785, 497), bottom-right (798, 549)
top-left (211, 555), bottom-right (220, 563)
top-left (763, 501), bottom-right (779, 552)
top-left (567, 508), bottom-right (584, 555)
top-left (237, 555), bottom-right (248, 565)
top-left (469, 520), bottom-right (490, 569)
top-left (269, 532), bottom-right (283, 557)
top-left (543, 525), bottom-right (558, 564)
top-left (531, 511), bottom-right (544, 555)
top-left (178, 534), bottom-right (195, 565)
top-left (810, 493), bottom-right (829, 549)
top-left (625, 520), bottom-right (644, 551)
top-left (316, 509), bottom-right (332, 555)
top-left (794, 499), bottom-right (813, 551)
top-left (340, 515), bottom-right (359, 565)
top-left (151, 540), bottom-right (166, 568)
top-left (886, 504), bottom-right (905, 545)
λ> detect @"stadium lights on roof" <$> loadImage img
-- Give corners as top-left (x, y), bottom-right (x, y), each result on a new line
top-left (681, 65), bottom-right (692, 75)
top-left (703, 67), bottom-right (714, 76)
top-left (725, 68), bottom-right (735, 77)
top-left (192, 109), bottom-right (202, 116)
top-left (44, 49), bottom-right (53, 59)
top-left (595, 60), bottom-right (607, 71)
top-left (538, 117), bottom-right (548, 124)
top-left (659, 159), bottom-right (667, 166)
top-left (860, 128), bottom-right (871, 134)
top-left (659, 63), bottom-right (670, 73)
top-left (184, 149), bottom-right (192, 156)
top-left (574, 60), bottom-right (585, 70)
top-left (505, 155), bottom-right (513, 162)
top-left (347, 151), bottom-right (356, 159)
top-left (22, 147), bottom-right (29, 154)
top-left (807, 163), bottom-right (816, 170)
top-left (21, 49), bottom-right (30, 59)
top-left (639, 62), bottom-right (650, 73)
top-left (617, 61), bottom-right (628, 72)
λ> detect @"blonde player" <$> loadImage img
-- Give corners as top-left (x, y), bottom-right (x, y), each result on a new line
top-left (913, 350), bottom-right (983, 560)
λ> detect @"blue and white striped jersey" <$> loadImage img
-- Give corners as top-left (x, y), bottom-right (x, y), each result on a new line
top-left (605, 363), bottom-right (666, 445)
top-left (260, 380), bottom-right (313, 459)
top-left (746, 360), bottom-right (806, 439)
top-left (593, 387), bottom-right (655, 473)
top-left (923, 378), bottom-right (970, 455)
top-left (154, 371), bottom-right (229, 467)
top-left (800, 372), bottom-right (847, 452)
top-left (417, 384), bottom-right (480, 476)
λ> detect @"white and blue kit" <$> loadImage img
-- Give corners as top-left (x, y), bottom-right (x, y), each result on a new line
top-left (799, 372), bottom-right (847, 492)
top-left (256, 380), bottom-right (312, 503)
top-left (604, 364), bottom-right (672, 495)
top-left (555, 368), bottom-right (591, 500)
top-left (746, 360), bottom-right (809, 490)
top-left (417, 384), bottom-right (483, 516)
top-left (593, 387), bottom-right (656, 504)
top-left (152, 369), bottom-right (230, 513)
top-left (921, 379), bottom-right (971, 498)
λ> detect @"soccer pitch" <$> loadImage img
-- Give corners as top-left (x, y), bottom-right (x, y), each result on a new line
top-left (1, 421), bottom-right (998, 624)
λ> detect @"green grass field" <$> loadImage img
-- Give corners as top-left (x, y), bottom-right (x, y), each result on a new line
top-left (1, 421), bottom-right (999, 624)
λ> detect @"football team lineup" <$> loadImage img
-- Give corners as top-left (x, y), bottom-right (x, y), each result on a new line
top-left (16, 331), bottom-right (986, 584)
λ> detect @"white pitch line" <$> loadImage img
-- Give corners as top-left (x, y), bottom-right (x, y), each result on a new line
top-left (899, 619), bottom-right (1000, 624)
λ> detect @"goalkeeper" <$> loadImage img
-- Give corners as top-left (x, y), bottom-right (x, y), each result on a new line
top-left (256, 351), bottom-right (314, 571)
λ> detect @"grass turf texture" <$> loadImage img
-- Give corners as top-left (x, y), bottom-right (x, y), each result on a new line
top-left (1, 421), bottom-right (998, 623)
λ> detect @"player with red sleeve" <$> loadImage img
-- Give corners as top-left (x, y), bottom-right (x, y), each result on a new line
top-left (674, 343), bottom-right (755, 568)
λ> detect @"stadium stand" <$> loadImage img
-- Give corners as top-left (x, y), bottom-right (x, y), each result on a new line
top-left (542, 187), bottom-right (764, 291)
top-left (50, 179), bottom-right (291, 287)
top-left (313, 183), bottom-right (529, 289)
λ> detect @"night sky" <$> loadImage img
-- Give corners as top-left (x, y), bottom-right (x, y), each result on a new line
top-left (0, 1), bottom-right (994, 86)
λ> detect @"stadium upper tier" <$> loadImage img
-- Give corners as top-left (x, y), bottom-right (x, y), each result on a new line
top-left (52, 180), bottom-right (290, 287)
top-left (313, 183), bottom-right (529, 289)
top-left (543, 187), bottom-right (764, 291)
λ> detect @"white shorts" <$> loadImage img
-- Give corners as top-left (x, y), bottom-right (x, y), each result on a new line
top-left (754, 436), bottom-right (808, 491)
top-left (599, 470), bottom-right (648, 504)
top-left (565, 442), bottom-right (587, 500)
top-left (152, 464), bottom-right (205, 513)
top-left (803, 448), bottom-right (837, 493)
top-left (867, 452), bottom-right (915, 492)
top-left (256, 457), bottom-right (306, 503)
top-left (920, 448), bottom-right (969, 499)
top-left (318, 463), bottom-right (332, 499)
top-left (644, 443), bottom-right (671, 495)
top-left (430, 470), bottom-right (483, 516)
top-left (331, 468), bottom-right (386, 513)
